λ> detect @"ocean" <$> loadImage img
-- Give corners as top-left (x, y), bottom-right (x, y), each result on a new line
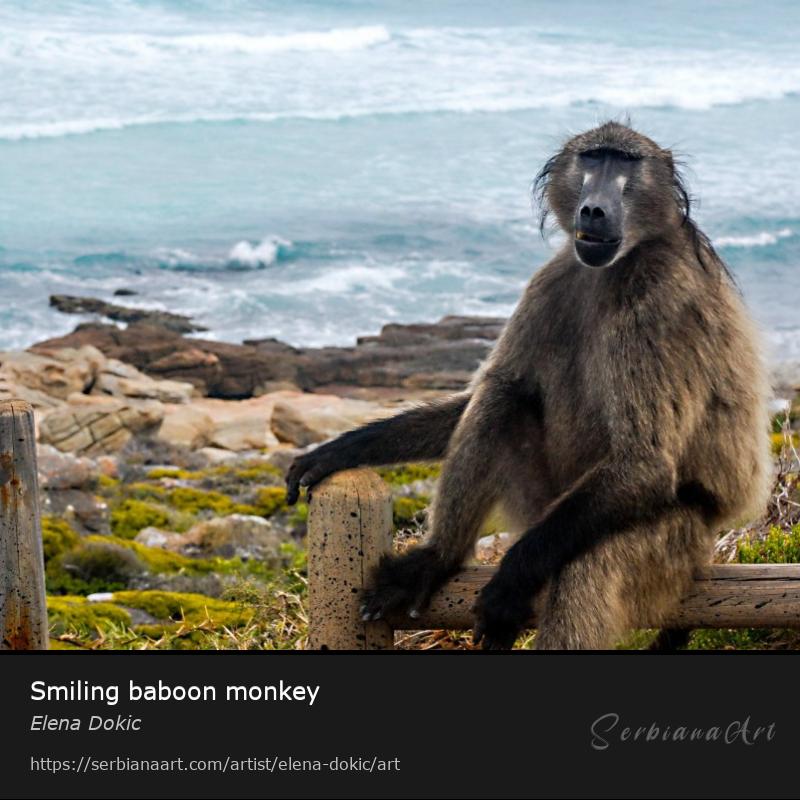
top-left (0, 0), bottom-right (798, 363)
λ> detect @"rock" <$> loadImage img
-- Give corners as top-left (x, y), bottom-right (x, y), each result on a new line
top-left (34, 315), bottom-right (504, 398)
top-left (475, 532), bottom-right (512, 563)
top-left (42, 488), bottom-right (109, 534)
top-left (0, 374), bottom-right (65, 411)
top-left (270, 392), bottom-right (391, 447)
top-left (95, 455), bottom-right (120, 479)
top-left (196, 446), bottom-right (241, 464)
top-left (157, 396), bottom-right (280, 452)
top-left (86, 592), bottom-right (115, 602)
top-left (134, 527), bottom-right (183, 549)
top-left (50, 294), bottom-right (207, 334)
top-left (264, 446), bottom-right (306, 475)
top-left (179, 514), bottom-right (288, 565)
top-left (113, 289), bottom-right (137, 297)
top-left (93, 358), bottom-right (195, 403)
top-left (0, 345), bottom-right (105, 400)
top-left (39, 397), bottom-right (164, 456)
top-left (37, 445), bottom-right (95, 490)
top-left (155, 405), bottom-right (214, 449)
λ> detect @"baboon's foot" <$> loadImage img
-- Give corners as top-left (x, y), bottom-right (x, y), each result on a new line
top-left (472, 576), bottom-right (532, 650)
top-left (360, 547), bottom-right (455, 621)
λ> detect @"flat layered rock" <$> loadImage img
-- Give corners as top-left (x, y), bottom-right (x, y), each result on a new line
top-left (34, 315), bottom-right (504, 399)
top-left (50, 294), bottom-right (207, 334)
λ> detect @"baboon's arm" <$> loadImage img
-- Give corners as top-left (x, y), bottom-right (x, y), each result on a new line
top-left (285, 393), bottom-right (469, 504)
top-left (361, 378), bottom-right (517, 620)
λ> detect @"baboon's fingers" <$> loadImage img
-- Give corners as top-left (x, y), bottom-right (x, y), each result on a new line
top-left (285, 453), bottom-right (333, 505)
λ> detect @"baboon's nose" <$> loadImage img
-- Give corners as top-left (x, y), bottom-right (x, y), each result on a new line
top-left (580, 205), bottom-right (606, 221)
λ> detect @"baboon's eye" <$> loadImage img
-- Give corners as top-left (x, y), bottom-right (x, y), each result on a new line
top-left (580, 148), bottom-right (642, 163)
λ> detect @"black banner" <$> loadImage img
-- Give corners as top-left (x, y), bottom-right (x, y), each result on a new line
top-left (1, 652), bottom-right (797, 799)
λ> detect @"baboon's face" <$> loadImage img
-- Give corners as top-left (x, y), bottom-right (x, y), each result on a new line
top-left (545, 124), bottom-right (680, 269)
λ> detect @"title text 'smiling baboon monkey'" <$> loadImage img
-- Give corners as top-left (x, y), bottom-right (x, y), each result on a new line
top-left (287, 121), bottom-right (770, 650)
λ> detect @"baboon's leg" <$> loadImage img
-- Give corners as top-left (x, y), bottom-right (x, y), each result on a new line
top-left (286, 393), bottom-right (469, 503)
top-left (534, 508), bottom-right (712, 650)
top-left (361, 378), bottom-right (527, 620)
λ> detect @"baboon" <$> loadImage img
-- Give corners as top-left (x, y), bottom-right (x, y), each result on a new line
top-left (287, 121), bottom-right (771, 650)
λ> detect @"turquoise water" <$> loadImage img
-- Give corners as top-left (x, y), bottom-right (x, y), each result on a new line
top-left (0, 1), bottom-right (798, 359)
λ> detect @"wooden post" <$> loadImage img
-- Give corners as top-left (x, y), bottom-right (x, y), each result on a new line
top-left (307, 469), bottom-right (394, 649)
top-left (0, 400), bottom-right (48, 650)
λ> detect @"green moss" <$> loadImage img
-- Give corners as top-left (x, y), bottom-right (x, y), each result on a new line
top-left (113, 590), bottom-right (253, 627)
top-left (164, 486), bottom-right (238, 515)
top-left (110, 499), bottom-right (174, 539)
top-left (146, 467), bottom-right (195, 480)
top-left (253, 486), bottom-right (288, 517)
top-left (737, 524), bottom-right (800, 564)
top-left (230, 462), bottom-right (282, 482)
top-left (147, 461), bottom-right (282, 485)
top-left (97, 474), bottom-right (120, 490)
top-left (48, 595), bottom-right (132, 636)
top-left (41, 516), bottom-right (80, 562)
top-left (378, 463), bottom-right (441, 487)
top-left (392, 496), bottom-right (429, 528)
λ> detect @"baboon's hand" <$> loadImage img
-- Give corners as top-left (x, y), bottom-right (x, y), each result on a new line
top-left (472, 576), bottom-right (532, 651)
top-left (360, 547), bottom-right (454, 622)
top-left (285, 445), bottom-right (347, 505)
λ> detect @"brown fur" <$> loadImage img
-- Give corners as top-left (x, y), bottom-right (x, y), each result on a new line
top-left (287, 121), bottom-right (771, 649)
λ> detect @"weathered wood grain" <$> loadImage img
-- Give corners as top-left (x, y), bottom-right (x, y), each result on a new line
top-left (388, 564), bottom-right (800, 631)
top-left (0, 400), bottom-right (48, 649)
top-left (307, 469), bottom-right (393, 649)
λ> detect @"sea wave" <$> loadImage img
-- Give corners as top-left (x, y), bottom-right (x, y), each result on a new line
top-left (228, 236), bottom-right (293, 268)
top-left (2, 21), bottom-right (800, 140)
top-left (713, 228), bottom-right (794, 248)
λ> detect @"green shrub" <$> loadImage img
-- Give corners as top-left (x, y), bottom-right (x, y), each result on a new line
top-left (48, 540), bottom-right (144, 595)
top-left (737, 524), bottom-right (800, 564)
top-left (253, 486), bottom-right (288, 517)
top-left (378, 463), bottom-right (441, 487)
top-left (392, 496), bottom-right (429, 528)
top-left (41, 517), bottom-right (80, 562)
top-left (110, 499), bottom-right (174, 539)
top-left (112, 590), bottom-right (252, 627)
top-left (48, 595), bottom-right (132, 636)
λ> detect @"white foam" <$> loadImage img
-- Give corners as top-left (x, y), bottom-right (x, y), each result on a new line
top-left (174, 26), bottom-right (390, 55)
top-left (227, 236), bottom-right (291, 268)
top-left (714, 228), bottom-right (793, 248)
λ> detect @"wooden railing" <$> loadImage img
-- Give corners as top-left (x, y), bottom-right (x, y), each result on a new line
top-left (306, 469), bottom-right (800, 649)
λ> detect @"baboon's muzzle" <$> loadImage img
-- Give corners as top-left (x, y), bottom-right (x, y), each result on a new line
top-left (574, 171), bottom-right (623, 268)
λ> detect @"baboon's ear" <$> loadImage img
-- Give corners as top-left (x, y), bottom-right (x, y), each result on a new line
top-left (663, 149), bottom-right (675, 169)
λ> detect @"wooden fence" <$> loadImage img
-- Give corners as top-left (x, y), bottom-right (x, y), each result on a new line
top-left (306, 469), bottom-right (800, 649)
